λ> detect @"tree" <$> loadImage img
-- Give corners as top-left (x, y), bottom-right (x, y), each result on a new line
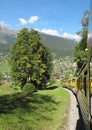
top-left (74, 10), bottom-right (89, 73)
top-left (9, 28), bottom-right (53, 90)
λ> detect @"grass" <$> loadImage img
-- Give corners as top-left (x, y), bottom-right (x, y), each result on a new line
top-left (0, 84), bottom-right (70, 130)
top-left (0, 84), bottom-right (21, 96)
top-left (0, 60), bottom-right (10, 73)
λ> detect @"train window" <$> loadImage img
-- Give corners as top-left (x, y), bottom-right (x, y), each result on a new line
top-left (83, 70), bottom-right (87, 96)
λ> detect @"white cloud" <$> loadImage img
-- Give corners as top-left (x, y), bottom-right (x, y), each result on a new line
top-left (0, 21), bottom-right (9, 28)
top-left (40, 29), bottom-right (60, 36)
top-left (18, 16), bottom-right (39, 26)
top-left (61, 32), bottom-right (81, 41)
top-left (36, 28), bottom-right (80, 41)
top-left (29, 16), bottom-right (39, 24)
top-left (18, 18), bottom-right (27, 25)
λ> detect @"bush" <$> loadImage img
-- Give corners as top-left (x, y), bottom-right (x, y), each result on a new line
top-left (23, 83), bottom-right (36, 94)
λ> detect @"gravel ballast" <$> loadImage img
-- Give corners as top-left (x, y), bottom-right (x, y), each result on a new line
top-left (62, 88), bottom-right (85, 130)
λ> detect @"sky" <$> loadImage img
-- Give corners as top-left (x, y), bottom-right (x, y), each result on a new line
top-left (0, 0), bottom-right (90, 40)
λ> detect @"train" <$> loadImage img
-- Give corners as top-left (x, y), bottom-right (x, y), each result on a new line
top-left (76, 64), bottom-right (91, 130)
top-left (76, 1), bottom-right (92, 130)
top-left (63, 1), bottom-right (92, 130)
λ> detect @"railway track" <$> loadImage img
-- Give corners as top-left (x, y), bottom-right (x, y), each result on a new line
top-left (63, 88), bottom-right (85, 130)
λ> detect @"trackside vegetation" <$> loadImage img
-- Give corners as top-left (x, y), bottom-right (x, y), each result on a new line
top-left (0, 83), bottom-right (70, 130)
top-left (74, 10), bottom-right (89, 73)
top-left (9, 28), bottom-right (53, 90)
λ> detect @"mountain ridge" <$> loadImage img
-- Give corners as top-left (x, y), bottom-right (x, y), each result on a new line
top-left (0, 28), bottom-right (77, 57)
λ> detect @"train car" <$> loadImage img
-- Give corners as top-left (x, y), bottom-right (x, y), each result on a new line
top-left (76, 1), bottom-right (92, 130)
top-left (77, 63), bottom-right (91, 130)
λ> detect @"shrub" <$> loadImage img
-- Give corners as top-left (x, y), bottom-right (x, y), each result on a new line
top-left (23, 83), bottom-right (36, 94)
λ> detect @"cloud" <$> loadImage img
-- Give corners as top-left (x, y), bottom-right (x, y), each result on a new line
top-left (18, 18), bottom-right (27, 25)
top-left (18, 16), bottom-right (39, 26)
top-left (0, 21), bottom-right (9, 28)
top-left (40, 29), bottom-right (60, 36)
top-left (36, 28), bottom-right (81, 41)
top-left (29, 16), bottom-right (39, 24)
top-left (62, 32), bottom-right (81, 41)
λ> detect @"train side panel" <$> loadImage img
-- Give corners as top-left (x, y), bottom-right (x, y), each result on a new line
top-left (77, 65), bottom-right (91, 130)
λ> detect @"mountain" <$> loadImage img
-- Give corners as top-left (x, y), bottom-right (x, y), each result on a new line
top-left (0, 28), bottom-right (77, 57)
top-left (0, 28), bottom-right (17, 53)
top-left (39, 33), bottom-right (76, 57)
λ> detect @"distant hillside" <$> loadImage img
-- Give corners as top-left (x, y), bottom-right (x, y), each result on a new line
top-left (39, 33), bottom-right (76, 57)
top-left (0, 28), bottom-right (17, 53)
top-left (0, 28), bottom-right (77, 57)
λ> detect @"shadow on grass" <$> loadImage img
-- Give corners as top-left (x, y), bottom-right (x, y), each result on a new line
top-left (0, 86), bottom-right (62, 129)
top-left (46, 86), bottom-right (58, 90)
top-left (0, 90), bottom-right (58, 115)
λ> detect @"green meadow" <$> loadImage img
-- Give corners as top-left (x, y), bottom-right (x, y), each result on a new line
top-left (0, 83), bottom-right (70, 130)
top-left (0, 60), bottom-right (10, 73)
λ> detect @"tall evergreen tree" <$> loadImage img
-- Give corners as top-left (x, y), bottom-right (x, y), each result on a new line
top-left (9, 28), bottom-right (53, 90)
top-left (74, 10), bottom-right (89, 73)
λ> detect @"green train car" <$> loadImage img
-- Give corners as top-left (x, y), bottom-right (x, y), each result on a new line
top-left (76, 1), bottom-right (92, 130)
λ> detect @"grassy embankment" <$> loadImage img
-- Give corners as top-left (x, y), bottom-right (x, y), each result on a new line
top-left (0, 60), bottom-right (70, 129)
top-left (0, 81), bottom-right (70, 130)
top-left (0, 60), bottom-right (10, 73)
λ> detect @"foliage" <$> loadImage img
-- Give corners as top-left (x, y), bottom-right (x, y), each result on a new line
top-left (9, 28), bottom-right (53, 90)
top-left (74, 10), bottom-right (89, 73)
top-left (74, 42), bottom-right (87, 70)
top-left (23, 83), bottom-right (36, 94)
